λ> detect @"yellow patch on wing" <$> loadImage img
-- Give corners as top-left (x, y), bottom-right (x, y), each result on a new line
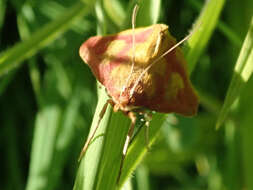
top-left (104, 40), bottom-right (126, 60)
top-left (110, 64), bottom-right (131, 91)
top-left (165, 72), bottom-right (184, 100)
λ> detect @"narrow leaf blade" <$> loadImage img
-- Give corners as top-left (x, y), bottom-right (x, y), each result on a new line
top-left (0, 1), bottom-right (92, 76)
top-left (216, 17), bottom-right (253, 129)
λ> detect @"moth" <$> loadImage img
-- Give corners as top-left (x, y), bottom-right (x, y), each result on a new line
top-left (79, 5), bottom-right (198, 181)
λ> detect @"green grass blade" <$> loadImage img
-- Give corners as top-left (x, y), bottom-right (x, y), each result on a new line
top-left (135, 165), bottom-right (150, 190)
top-left (0, 71), bottom-right (15, 96)
top-left (197, 88), bottom-right (222, 115)
top-left (118, 113), bottom-right (166, 187)
top-left (95, 110), bottom-right (130, 189)
top-left (73, 87), bottom-right (130, 190)
top-left (19, 4), bottom-right (92, 187)
top-left (121, 179), bottom-right (132, 190)
top-left (0, 1), bottom-right (92, 76)
top-left (136, 0), bottom-right (161, 26)
top-left (47, 91), bottom-right (82, 190)
top-left (26, 105), bottom-right (62, 190)
top-left (186, 0), bottom-right (226, 74)
top-left (26, 75), bottom-right (84, 190)
top-left (223, 121), bottom-right (241, 190)
top-left (216, 17), bottom-right (253, 129)
top-left (240, 76), bottom-right (253, 190)
top-left (103, 0), bottom-right (126, 27)
top-left (0, 0), bottom-right (6, 29)
top-left (4, 115), bottom-right (24, 190)
top-left (73, 88), bottom-right (110, 190)
top-left (188, 0), bottom-right (242, 48)
top-left (73, 1), bottom-right (132, 189)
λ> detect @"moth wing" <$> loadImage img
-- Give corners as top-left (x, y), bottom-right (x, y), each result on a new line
top-left (130, 29), bottom-right (198, 116)
top-left (79, 24), bottom-right (166, 103)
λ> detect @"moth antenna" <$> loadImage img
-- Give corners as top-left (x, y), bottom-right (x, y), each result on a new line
top-left (119, 4), bottom-right (139, 99)
top-left (129, 27), bottom-right (196, 98)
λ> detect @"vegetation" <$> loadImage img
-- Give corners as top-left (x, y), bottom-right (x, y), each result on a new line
top-left (0, 0), bottom-right (252, 189)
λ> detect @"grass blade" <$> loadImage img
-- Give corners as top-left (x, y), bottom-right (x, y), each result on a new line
top-left (73, 87), bottom-right (130, 190)
top-left (118, 113), bottom-right (166, 187)
top-left (216, 17), bottom-right (253, 129)
top-left (26, 105), bottom-right (62, 190)
top-left (135, 0), bottom-right (161, 26)
top-left (240, 76), bottom-right (253, 190)
top-left (0, 1), bottom-right (92, 76)
top-left (103, 0), bottom-right (126, 27)
top-left (135, 165), bottom-right (150, 190)
top-left (186, 0), bottom-right (226, 74)
top-left (0, 0), bottom-right (6, 29)
top-left (188, 0), bottom-right (242, 48)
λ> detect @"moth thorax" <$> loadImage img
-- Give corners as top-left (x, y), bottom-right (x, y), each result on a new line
top-left (118, 94), bottom-right (129, 105)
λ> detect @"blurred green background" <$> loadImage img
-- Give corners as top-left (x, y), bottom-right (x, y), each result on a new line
top-left (0, 0), bottom-right (253, 189)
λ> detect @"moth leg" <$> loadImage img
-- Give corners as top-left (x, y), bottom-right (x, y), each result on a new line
top-left (145, 121), bottom-right (150, 151)
top-left (117, 111), bottom-right (136, 183)
top-left (144, 112), bottom-right (152, 151)
top-left (78, 100), bottom-right (110, 161)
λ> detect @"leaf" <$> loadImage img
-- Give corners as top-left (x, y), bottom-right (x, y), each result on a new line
top-left (135, 0), bottom-right (161, 26)
top-left (239, 76), bottom-right (253, 190)
top-left (188, 0), bottom-right (242, 48)
top-left (0, 1), bottom-right (93, 76)
top-left (216, 17), bottom-right (253, 129)
top-left (73, 87), bottom-right (130, 190)
top-left (186, 0), bottom-right (226, 74)
top-left (0, 0), bottom-right (6, 28)
top-left (26, 105), bottom-right (62, 190)
top-left (103, 0), bottom-right (126, 27)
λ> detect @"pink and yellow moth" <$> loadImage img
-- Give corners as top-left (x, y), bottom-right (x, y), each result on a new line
top-left (78, 5), bottom-right (199, 181)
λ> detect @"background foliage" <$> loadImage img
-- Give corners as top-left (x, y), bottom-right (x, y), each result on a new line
top-left (0, 0), bottom-right (253, 189)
